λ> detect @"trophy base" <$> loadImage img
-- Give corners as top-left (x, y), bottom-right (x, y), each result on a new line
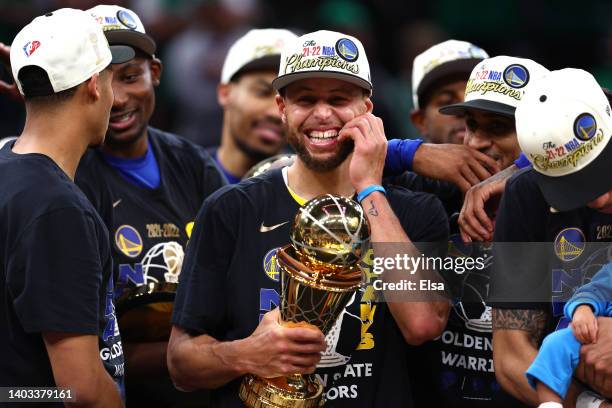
top-left (239, 374), bottom-right (323, 408)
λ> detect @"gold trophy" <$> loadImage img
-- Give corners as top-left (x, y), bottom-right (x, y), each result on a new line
top-left (240, 194), bottom-right (370, 408)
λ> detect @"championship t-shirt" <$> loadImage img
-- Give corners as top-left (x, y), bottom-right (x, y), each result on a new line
top-left (0, 143), bottom-right (124, 403)
top-left (490, 168), bottom-right (612, 333)
top-left (385, 171), bottom-right (524, 407)
top-left (76, 127), bottom-right (225, 405)
top-left (172, 168), bottom-right (449, 407)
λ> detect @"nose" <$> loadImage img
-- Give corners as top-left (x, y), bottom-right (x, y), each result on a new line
top-left (312, 101), bottom-right (332, 121)
top-left (112, 82), bottom-right (128, 111)
top-left (464, 128), bottom-right (492, 151)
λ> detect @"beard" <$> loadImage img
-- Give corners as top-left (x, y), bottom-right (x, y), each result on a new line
top-left (286, 126), bottom-right (354, 172)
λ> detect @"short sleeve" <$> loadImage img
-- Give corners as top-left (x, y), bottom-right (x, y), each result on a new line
top-left (172, 188), bottom-right (237, 337)
top-left (7, 207), bottom-right (104, 334)
top-left (489, 171), bottom-right (550, 309)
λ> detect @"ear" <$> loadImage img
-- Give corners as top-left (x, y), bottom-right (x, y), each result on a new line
top-left (86, 72), bottom-right (101, 101)
top-left (364, 97), bottom-right (373, 114)
top-left (217, 83), bottom-right (230, 107)
top-left (149, 57), bottom-right (162, 86)
top-left (276, 94), bottom-right (286, 123)
top-left (410, 109), bottom-right (427, 135)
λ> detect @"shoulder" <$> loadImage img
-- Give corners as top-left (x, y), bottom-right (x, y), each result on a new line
top-left (502, 167), bottom-right (548, 215)
top-left (204, 169), bottom-right (282, 210)
top-left (505, 167), bottom-right (541, 196)
top-left (149, 127), bottom-right (213, 161)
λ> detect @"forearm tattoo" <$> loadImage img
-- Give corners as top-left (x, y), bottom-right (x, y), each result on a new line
top-left (493, 308), bottom-right (547, 346)
top-left (367, 199), bottom-right (378, 216)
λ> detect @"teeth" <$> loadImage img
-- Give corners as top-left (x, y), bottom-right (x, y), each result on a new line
top-left (112, 113), bottom-right (132, 122)
top-left (308, 130), bottom-right (338, 139)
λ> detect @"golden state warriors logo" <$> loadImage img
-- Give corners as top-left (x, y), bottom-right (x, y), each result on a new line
top-left (573, 113), bottom-right (597, 141)
top-left (117, 9), bottom-right (138, 29)
top-left (335, 38), bottom-right (359, 62)
top-left (554, 228), bottom-right (585, 262)
top-left (503, 64), bottom-right (529, 89)
top-left (115, 225), bottom-right (143, 258)
top-left (263, 248), bottom-right (281, 282)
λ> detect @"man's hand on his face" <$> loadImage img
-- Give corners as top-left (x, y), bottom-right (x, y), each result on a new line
top-left (412, 143), bottom-right (500, 194)
top-left (339, 113), bottom-right (387, 192)
top-left (0, 42), bottom-right (22, 103)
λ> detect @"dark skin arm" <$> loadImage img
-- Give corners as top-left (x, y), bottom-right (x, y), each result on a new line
top-left (492, 308), bottom-right (547, 406)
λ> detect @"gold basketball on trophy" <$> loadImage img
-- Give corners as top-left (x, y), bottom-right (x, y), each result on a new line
top-left (239, 194), bottom-right (370, 408)
top-left (290, 194), bottom-right (370, 271)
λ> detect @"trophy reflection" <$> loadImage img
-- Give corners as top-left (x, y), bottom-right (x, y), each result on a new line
top-left (239, 194), bottom-right (370, 408)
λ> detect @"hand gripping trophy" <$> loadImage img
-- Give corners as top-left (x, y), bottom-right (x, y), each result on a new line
top-left (240, 194), bottom-right (370, 407)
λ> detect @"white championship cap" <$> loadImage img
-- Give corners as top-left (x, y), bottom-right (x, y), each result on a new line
top-left (272, 30), bottom-right (372, 93)
top-left (412, 39), bottom-right (488, 109)
top-left (221, 28), bottom-right (297, 84)
top-left (10, 8), bottom-right (132, 97)
top-left (88, 5), bottom-right (156, 57)
top-left (440, 56), bottom-right (549, 117)
top-left (516, 68), bottom-right (612, 211)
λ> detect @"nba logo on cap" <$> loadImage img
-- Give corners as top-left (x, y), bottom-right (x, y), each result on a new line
top-left (22, 40), bottom-right (40, 57)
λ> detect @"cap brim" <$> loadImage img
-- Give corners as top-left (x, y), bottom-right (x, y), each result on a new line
top-left (439, 99), bottom-right (515, 117)
top-left (272, 71), bottom-right (372, 93)
top-left (416, 58), bottom-right (483, 101)
top-left (105, 30), bottom-right (156, 56)
top-left (533, 138), bottom-right (612, 212)
top-left (110, 45), bottom-right (136, 64)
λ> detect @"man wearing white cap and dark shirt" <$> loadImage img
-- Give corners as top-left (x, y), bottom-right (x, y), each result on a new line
top-left (0, 8), bottom-right (131, 406)
top-left (210, 28), bottom-right (298, 183)
top-left (489, 69), bottom-right (612, 407)
top-left (168, 29), bottom-right (450, 407)
top-left (406, 56), bottom-right (550, 408)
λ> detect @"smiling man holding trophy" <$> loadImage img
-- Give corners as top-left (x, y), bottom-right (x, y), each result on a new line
top-left (167, 30), bottom-right (450, 407)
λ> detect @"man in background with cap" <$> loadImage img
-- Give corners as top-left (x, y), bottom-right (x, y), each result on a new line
top-left (0, 8), bottom-right (130, 405)
top-left (489, 68), bottom-right (612, 407)
top-left (210, 28), bottom-right (297, 183)
top-left (73, 5), bottom-right (226, 406)
top-left (168, 29), bottom-right (450, 407)
top-left (384, 39), bottom-right (498, 218)
top-left (411, 39), bottom-right (489, 145)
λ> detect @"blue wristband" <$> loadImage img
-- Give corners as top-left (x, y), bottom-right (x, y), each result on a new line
top-left (514, 152), bottom-right (531, 169)
top-left (357, 185), bottom-right (386, 202)
top-left (384, 138), bottom-right (424, 175)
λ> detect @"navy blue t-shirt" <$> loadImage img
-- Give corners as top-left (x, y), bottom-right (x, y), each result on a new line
top-left (490, 168), bottom-right (612, 333)
top-left (172, 168), bottom-right (449, 407)
top-left (0, 143), bottom-right (124, 403)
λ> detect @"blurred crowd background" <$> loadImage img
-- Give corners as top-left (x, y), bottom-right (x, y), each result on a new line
top-left (1, 0), bottom-right (611, 148)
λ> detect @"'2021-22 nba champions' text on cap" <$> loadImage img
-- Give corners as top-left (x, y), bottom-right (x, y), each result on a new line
top-left (516, 68), bottom-right (612, 212)
top-left (440, 55), bottom-right (549, 118)
top-left (272, 30), bottom-right (372, 94)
